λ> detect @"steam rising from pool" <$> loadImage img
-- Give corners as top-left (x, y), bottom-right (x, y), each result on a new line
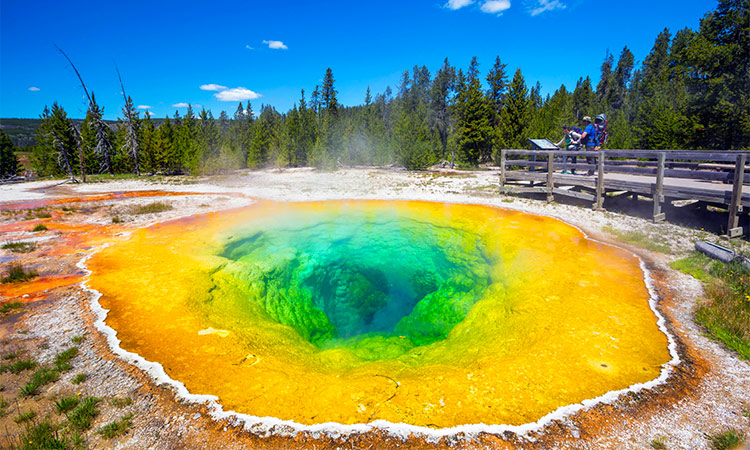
top-left (87, 200), bottom-right (671, 429)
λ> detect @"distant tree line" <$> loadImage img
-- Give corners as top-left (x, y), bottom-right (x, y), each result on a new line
top-left (11, 0), bottom-right (748, 179)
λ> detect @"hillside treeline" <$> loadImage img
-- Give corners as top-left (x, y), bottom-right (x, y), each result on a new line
top-left (12, 0), bottom-right (748, 178)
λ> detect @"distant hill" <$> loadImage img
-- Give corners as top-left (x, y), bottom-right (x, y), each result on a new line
top-left (1, 118), bottom-right (163, 149)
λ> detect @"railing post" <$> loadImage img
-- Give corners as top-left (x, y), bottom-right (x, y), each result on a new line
top-left (653, 152), bottom-right (666, 222)
top-left (727, 153), bottom-right (746, 238)
top-left (546, 151), bottom-right (554, 203)
top-left (594, 151), bottom-right (605, 210)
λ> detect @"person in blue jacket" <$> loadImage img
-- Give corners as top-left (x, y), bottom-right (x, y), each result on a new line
top-left (579, 116), bottom-right (599, 175)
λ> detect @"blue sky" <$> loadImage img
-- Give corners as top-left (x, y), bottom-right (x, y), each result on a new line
top-left (1, 0), bottom-right (716, 120)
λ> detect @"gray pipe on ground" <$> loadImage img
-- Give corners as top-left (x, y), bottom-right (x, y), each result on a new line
top-left (695, 241), bottom-right (750, 270)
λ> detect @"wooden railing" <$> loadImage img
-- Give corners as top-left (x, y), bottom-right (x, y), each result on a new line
top-left (498, 149), bottom-right (750, 238)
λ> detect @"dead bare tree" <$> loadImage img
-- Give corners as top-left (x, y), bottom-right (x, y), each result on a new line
top-left (116, 65), bottom-right (140, 176)
top-left (55, 45), bottom-right (114, 175)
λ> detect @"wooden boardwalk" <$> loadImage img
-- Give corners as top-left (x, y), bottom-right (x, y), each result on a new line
top-left (498, 149), bottom-right (750, 237)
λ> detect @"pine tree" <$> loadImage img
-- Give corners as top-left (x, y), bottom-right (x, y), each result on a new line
top-left (0, 130), bottom-right (19, 176)
top-left (486, 56), bottom-right (509, 116)
top-left (321, 68), bottom-right (339, 116)
top-left (35, 103), bottom-right (77, 179)
top-left (456, 57), bottom-right (492, 166)
top-left (430, 58), bottom-right (456, 160)
top-left (498, 69), bottom-right (532, 150)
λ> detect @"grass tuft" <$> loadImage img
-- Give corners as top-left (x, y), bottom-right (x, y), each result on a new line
top-left (1, 264), bottom-right (39, 284)
top-left (0, 358), bottom-right (37, 374)
top-left (66, 396), bottom-right (101, 431)
top-left (54, 347), bottom-right (78, 372)
top-left (20, 367), bottom-right (59, 397)
top-left (16, 420), bottom-right (71, 450)
top-left (1, 301), bottom-right (24, 313)
top-left (71, 374), bottom-right (86, 385)
top-left (55, 395), bottom-right (80, 414)
top-left (14, 409), bottom-right (36, 424)
top-left (127, 201), bottom-right (173, 215)
top-left (70, 335), bottom-right (85, 344)
top-left (98, 413), bottom-right (134, 439)
top-left (707, 428), bottom-right (745, 450)
top-left (0, 395), bottom-right (8, 417)
top-left (2, 241), bottom-right (37, 253)
top-left (32, 224), bottom-right (48, 232)
top-left (650, 435), bottom-right (668, 449)
top-left (110, 396), bottom-right (133, 408)
top-left (111, 215), bottom-right (124, 223)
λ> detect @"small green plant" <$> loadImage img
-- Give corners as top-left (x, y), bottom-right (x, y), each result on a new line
top-left (1, 264), bottom-right (39, 283)
top-left (707, 429), bottom-right (745, 450)
top-left (20, 366), bottom-right (59, 396)
top-left (650, 435), bottom-right (668, 449)
top-left (55, 395), bottom-right (80, 414)
top-left (32, 224), bottom-right (48, 232)
top-left (0, 358), bottom-right (37, 374)
top-left (55, 347), bottom-right (78, 372)
top-left (14, 409), bottom-right (36, 424)
top-left (98, 413), bottom-right (134, 439)
top-left (16, 421), bottom-right (71, 449)
top-left (72, 374), bottom-right (86, 384)
top-left (112, 215), bottom-right (124, 224)
top-left (110, 396), bottom-right (132, 408)
top-left (0, 395), bottom-right (8, 417)
top-left (35, 211), bottom-right (52, 218)
top-left (128, 201), bottom-right (173, 215)
top-left (66, 396), bottom-right (101, 431)
top-left (70, 335), bottom-right (85, 344)
top-left (1, 301), bottom-right (23, 313)
top-left (2, 351), bottom-right (19, 360)
top-left (2, 241), bottom-right (37, 253)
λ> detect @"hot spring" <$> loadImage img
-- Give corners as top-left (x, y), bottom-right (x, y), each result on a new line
top-left (87, 200), bottom-right (671, 429)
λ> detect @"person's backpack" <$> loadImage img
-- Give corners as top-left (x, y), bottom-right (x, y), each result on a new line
top-left (569, 126), bottom-right (583, 135)
top-left (594, 114), bottom-right (608, 146)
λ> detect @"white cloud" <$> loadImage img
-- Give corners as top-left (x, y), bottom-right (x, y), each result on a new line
top-left (529, 0), bottom-right (565, 15)
top-left (172, 102), bottom-right (200, 108)
top-left (445, 0), bottom-right (474, 9)
top-left (137, 105), bottom-right (152, 109)
top-left (28, 86), bottom-right (40, 91)
top-left (481, 0), bottom-right (511, 14)
top-left (200, 84), bottom-right (228, 91)
top-left (263, 40), bottom-right (288, 50)
top-left (245, 44), bottom-right (254, 50)
top-left (214, 87), bottom-right (262, 102)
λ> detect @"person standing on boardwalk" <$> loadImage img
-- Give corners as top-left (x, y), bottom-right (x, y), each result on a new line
top-left (554, 126), bottom-right (581, 174)
top-left (579, 116), bottom-right (599, 176)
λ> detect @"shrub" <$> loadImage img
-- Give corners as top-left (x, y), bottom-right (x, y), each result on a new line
top-left (1, 264), bottom-right (38, 283)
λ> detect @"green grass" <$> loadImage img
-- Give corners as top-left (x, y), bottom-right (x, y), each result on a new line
top-left (97, 413), bottom-right (134, 439)
top-left (2, 351), bottom-right (19, 360)
top-left (111, 215), bottom-right (124, 223)
top-left (14, 420), bottom-right (73, 450)
top-left (20, 366), bottom-right (60, 396)
top-left (671, 252), bottom-right (750, 360)
top-left (70, 335), bottom-right (84, 344)
top-left (2, 241), bottom-right (37, 253)
top-left (110, 396), bottom-right (132, 408)
top-left (1, 264), bottom-right (39, 283)
top-left (66, 396), bottom-right (101, 431)
top-left (707, 429), bottom-right (745, 450)
top-left (71, 374), bottom-right (86, 385)
top-left (1, 301), bottom-right (24, 313)
top-left (34, 211), bottom-right (52, 219)
top-left (32, 224), bottom-right (48, 232)
top-left (55, 395), bottom-right (80, 414)
top-left (602, 226), bottom-right (671, 253)
top-left (127, 201), bottom-right (173, 215)
top-left (0, 358), bottom-right (37, 374)
top-left (14, 409), bottom-right (36, 424)
top-left (54, 347), bottom-right (78, 372)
